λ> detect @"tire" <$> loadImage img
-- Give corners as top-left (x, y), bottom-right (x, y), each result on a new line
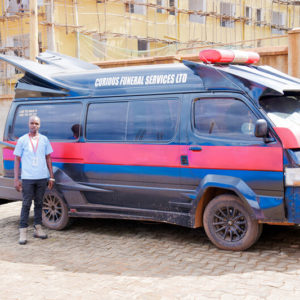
top-left (203, 194), bottom-right (262, 251)
top-left (42, 191), bottom-right (70, 230)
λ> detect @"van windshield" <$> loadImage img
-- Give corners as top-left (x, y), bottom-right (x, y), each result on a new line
top-left (259, 95), bottom-right (300, 131)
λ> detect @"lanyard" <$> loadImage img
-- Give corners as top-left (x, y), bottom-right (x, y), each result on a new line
top-left (29, 134), bottom-right (39, 154)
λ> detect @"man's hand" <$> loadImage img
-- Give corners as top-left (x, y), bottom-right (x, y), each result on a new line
top-left (14, 179), bottom-right (22, 192)
top-left (46, 154), bottom-right (54, 191)
top-left (48, 180), bottom-right (54, 190)
top-left (14, 156), bottom-right (21, 192)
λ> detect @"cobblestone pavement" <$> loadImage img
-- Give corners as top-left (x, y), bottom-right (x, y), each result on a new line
top-left (1, 202), bottom-right (300, 300)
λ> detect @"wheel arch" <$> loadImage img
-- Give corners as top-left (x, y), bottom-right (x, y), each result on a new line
top-left (193, 174), bottom-right (260, 228)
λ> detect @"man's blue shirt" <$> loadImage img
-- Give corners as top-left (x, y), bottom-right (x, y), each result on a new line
top-left (14, 133), bottom-right (53, 180)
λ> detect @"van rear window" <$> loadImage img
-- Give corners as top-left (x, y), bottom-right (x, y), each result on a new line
top-left (12, 103), bottom-right (82, 140)
top-left (86, 99), bottom-right (179, 142)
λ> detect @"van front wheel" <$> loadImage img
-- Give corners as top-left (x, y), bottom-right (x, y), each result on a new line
top-left (203, 194), bottom-right (262, 251)
top-left (42, 192), bottom-right (70, 230)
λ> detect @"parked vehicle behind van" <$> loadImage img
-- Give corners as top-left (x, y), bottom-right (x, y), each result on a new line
top-left (1, 49), bottom-right (300, 251)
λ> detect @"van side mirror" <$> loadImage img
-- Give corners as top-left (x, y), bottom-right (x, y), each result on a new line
top-left (255, 119), bottom-right (268, 137)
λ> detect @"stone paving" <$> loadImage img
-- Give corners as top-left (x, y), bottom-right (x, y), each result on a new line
top-left (1, 201), bottom-right (300, 300)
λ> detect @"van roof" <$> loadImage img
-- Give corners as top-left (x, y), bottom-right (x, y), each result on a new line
top-left (1, 51), bottom-right (300, 101)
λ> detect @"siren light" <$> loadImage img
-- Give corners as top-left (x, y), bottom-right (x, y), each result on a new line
top-left (199, 49), bottom-right (260, 64)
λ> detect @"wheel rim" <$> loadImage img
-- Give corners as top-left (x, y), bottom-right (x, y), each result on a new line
top-left (43, 194), bottom-right (63, 224)
top-left (213, 205), bottom-right (248, 242)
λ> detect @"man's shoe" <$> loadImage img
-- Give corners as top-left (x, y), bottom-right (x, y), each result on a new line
top-left (33, 224), bottom-right (48, 239)
top-left (19, 228), bottom-right (27, 245)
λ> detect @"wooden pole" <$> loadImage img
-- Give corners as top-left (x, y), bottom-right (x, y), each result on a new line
top-left (30, 0), bottom-right (38, 61)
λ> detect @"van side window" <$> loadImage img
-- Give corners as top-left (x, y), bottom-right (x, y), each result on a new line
top-left (127, 100), bottom-right (178, 141)
top-left (86, 99), bottom-right (179, 142)
top-left (86, 102), bottom-right (128, 141)
top-left (12, 103), bottom-right (82, 140)
top-left (193, 98), bottom-right (259, 140)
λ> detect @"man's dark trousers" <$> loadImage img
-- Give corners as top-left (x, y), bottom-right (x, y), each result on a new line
top-left (20, 179), bottom-right (48, 228)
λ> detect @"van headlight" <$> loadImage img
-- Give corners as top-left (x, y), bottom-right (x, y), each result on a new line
top-left (285, 168), bottom-right (300, 186)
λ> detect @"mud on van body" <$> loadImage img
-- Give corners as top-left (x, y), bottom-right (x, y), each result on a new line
top-left (1, 50), bottom-right (300, 251)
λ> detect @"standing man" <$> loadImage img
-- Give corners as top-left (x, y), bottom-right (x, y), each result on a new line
top-left (14, 115), bottom-right (55, 245)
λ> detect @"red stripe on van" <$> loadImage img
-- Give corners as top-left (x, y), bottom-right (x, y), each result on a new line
top-left (3, 148), bottom-right (15, 160)
top-left (4, 142), bottom-right (283, 172)
top-left (274, 127), bottom-right (300, 149)
top-left (184, 145), bottom-right (283, 171)
top-left (79, 143), bottom-right (283, 171)
top-left (80, 143), bottom-right (181, 168)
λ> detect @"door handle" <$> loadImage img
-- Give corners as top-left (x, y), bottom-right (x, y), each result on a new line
top-left (189, 146), bottom-right (202, 151)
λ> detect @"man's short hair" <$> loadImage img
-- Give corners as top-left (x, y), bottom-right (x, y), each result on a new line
top-left (29, 115), bottom-right (40, 124)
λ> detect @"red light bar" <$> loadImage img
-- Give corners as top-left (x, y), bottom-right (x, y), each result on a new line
top-left (199, 49), bottom-right (260, 64)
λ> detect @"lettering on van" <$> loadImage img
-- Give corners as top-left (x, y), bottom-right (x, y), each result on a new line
top-left (18, 109), bottom-right (37, 117)
top-left (94, 73), bottom-right (188, 88)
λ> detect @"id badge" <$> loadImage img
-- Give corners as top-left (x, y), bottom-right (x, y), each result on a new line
top-left (32, 157), bottom-right (38, 166)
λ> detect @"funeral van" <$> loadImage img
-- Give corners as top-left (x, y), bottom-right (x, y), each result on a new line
top-left (1, 49), bottom-right (300, 251)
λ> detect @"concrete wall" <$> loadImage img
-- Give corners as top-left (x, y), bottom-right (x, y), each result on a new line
top-left (255, 46), bottom-right (288, 74)
top-left (96, 45), bottom-right (290, 75)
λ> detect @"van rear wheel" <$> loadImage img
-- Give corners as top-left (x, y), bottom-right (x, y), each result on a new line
top-left (203, 194), bottom-right (262, 251)
top-left (42, 192), bottom-right (70, 230)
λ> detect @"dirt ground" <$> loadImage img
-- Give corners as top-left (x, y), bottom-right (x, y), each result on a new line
top-left (1, 201), bottom-right (300, 300)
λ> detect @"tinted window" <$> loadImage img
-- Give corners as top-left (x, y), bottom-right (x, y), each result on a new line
top-left (12, 103), bottom-right (82, 140)
top-left (86, 102), bottom-right (128, 141)
top-left (86, 99), bottom-right (179, 142)
top-left (127, 100), bottom-right (178, 141)
top-left (194, 98), bottom-right (259, 140)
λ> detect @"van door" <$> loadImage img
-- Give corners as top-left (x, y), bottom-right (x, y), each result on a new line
top-left (82, 96), bottom-right (182, 214)
top-left (180, 94), bottom-right (284, 203)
